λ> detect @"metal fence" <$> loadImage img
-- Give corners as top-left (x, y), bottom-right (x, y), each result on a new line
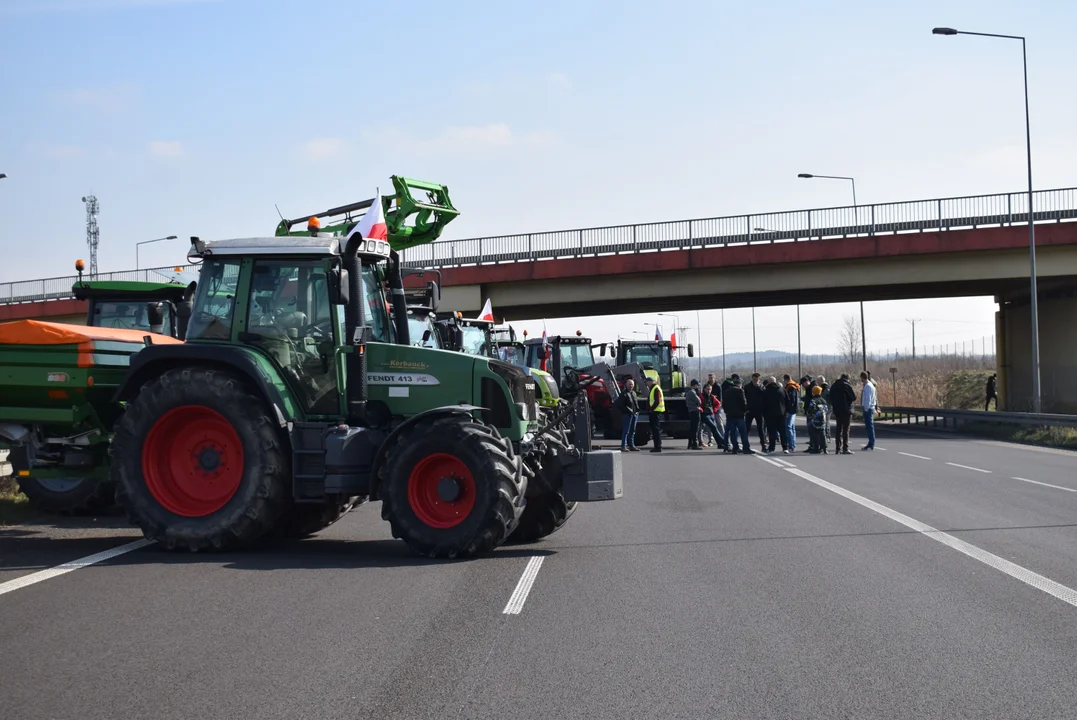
top-left (4, 187), bottom-right (1077, 304)
top-left (879, 406), bottom-right (1077, 429)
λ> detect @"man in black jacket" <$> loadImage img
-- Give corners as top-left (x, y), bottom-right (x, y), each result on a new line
top-left (829, 373), bottom-right (858, 455)
top-left (744, 373), bottom-right (766, 448)
top-left (762, 376), bottom-right (788, 453)
top-left (722, 377), bottom-right (753, 454)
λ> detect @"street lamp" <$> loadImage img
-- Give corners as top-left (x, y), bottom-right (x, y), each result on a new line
top-left (798, 172), bottom-right (867, 371)
top-left (933, 26), bottom-right (1040, 412)
top-left (135, 235), bottom-right (179, 269)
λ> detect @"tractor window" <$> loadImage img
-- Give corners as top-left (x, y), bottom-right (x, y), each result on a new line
top-left (499, 345), bottom-right (526, 366)
top-left (360, 263), bottom-right (391, 343)
top-left (559, 343), bottom-right (595, 371)
top-left (244, 260), bottom-right (338, 415)
top-left (407, 313), bottom-right (439, 348)
top-left (626, 346), bottom-right (672, 377)
top-left (91, 300), bottom-right (174, 336)
top-left (459, 324), bottom-right (490, 356)
top-left (186, 259), bottom-right (240, 341)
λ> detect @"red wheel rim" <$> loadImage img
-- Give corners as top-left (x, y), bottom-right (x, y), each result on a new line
top-left (141, 405), bottom-right (244, 517)
top-left (407, 453), bottom-right (476, 529)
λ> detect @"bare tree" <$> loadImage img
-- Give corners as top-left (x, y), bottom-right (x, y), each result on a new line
top-left (838, 315), bottom-right (863, 366)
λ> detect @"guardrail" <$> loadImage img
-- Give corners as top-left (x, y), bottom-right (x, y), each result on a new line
top-left (879, 406), bottom-right (1077, 429)
top-left (4, 186), bottom-right (1077, 305)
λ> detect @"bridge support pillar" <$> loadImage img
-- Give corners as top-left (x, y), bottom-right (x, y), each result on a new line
top-left (997, 285), bottom-right (1077, 413)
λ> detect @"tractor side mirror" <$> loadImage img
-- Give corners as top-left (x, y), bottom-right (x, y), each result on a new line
top-left (329, 268), bottom-right (350, 305)
top-left (687, 343), bottom-right (695, 358)
top-left (599, 344), bottom-right (606, 357)
top-left (422, 329), bottom-right (432, 344)
top-left (426, 281), bottom-right (441, 312)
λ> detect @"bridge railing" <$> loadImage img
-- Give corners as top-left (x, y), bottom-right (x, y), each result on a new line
top-left (3, 187), bottom-right (1077, 304)
top-left (879, 406), bottom-right (1077, 429)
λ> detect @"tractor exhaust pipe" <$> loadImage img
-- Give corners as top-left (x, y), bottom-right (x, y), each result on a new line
top-left (387, 250), bottom-right (410, 346)
top-left (343, 236), bottom-right (369, 422)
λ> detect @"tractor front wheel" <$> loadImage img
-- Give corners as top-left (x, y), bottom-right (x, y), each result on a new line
top-left (110, 367), bottom-right (290, 551)
top-left (507, 491), bottom-right (577, 544)
top-left (380, 416), bottom-right (524, 558)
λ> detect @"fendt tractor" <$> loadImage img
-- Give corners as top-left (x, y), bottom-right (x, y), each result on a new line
top-left (524, 332), bottom-right (651, 447)
top-left (606, 338), bottom-right (694, 438)
top-left (99, 176), bottom-right (621, 556)
top-left (0, 270), bottom-right (197, 513)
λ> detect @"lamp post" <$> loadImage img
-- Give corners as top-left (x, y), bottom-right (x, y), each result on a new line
top-left (932, 26), bottom-right (1040, 412)
top-left (136, 235), bottom-right (179, 270)
top-left (798, 172), bottom-right (867, 371)
top-left (658, 312), bottom-right (680, 362)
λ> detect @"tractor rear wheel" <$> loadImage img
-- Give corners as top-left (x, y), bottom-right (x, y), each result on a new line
top-left (507, 491), bottom-right (577, 544)
top-left (110, 367), bottom-right (290, 551)
top-left (380, 416), bottom-right (524, 558)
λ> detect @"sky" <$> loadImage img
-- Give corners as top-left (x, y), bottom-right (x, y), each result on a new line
top-left (2, 0), bottom-right (1073, 357)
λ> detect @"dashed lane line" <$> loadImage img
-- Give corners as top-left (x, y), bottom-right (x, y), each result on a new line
top-left (1012, 477), bottom-right (1077, 493)
top-left (898, 452), bottom-right (933, 461)
top-left (946, 462), bottom-right (993, 474)
top-left (502, 556), bottom-right (545, 615)
top-left (0, 539), bottom-right (153, 598)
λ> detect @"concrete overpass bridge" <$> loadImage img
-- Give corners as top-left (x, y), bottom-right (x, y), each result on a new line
top-left (3, 186), bottom-right (1076, 411)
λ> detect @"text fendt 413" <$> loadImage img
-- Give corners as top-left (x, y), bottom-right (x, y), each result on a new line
top-left (107, 176), bottom-right (622, 556)
top-left (523, 333), bottom-right (651, 447)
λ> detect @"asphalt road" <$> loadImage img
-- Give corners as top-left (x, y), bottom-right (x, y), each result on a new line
top-left (3, 422), bottom-right (1077, 719)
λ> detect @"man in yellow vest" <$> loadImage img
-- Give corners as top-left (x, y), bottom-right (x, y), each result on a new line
top-left (646, 376), bottom-right (665, 453)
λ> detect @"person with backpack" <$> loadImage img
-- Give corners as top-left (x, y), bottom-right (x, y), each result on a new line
top-left (700, 382), bottom-right (726, 452)
top-left (829, 373), bottom-right (857, 455)
top-left (616, 377), bottom-right (641, 452)
top-left (807, 385), bottom-right (830, 454)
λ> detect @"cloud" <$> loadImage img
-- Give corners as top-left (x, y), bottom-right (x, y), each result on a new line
top-left (56, 83), bottom-right (137, 113)
top-left (301, 137), bottom-right (348, 161)
top-left (149, 140), bottom-right (184, 157)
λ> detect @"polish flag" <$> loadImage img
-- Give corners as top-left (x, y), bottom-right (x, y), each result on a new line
top-left (670, 332), bottom-right (678, 350)
top-left (654, 326), bottom-right (663, 342)
top-left (478, 299), bottom-right (494, 322)
top-left (540, 321), bottom-right (549, 372)
top-left (347, 187), bottom-right (388, 241)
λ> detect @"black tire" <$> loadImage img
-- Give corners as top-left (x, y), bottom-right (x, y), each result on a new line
top-left (507, 491), bottom-right (577, 544)
top-left (271, 497), bottom-right (361, 539)
top-left (16, 475), bottom-right (113, 515)
top-left (380, 416), bottom-right (524, 558)
top-left (110, 367), bottom-right (290, 552)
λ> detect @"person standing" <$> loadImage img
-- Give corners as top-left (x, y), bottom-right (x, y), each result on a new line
top-left (783, 374), bottom-right (801, 453)
top-left (617, 378), bottom-right (641, 452)
top-left (646, 376), bottom-right (665, 453)
top-left (762, 377), bottom-right (788, 453)
top-left (701, 372), bottom-right (721, 446)
top-left (860, 371), bottom-right (877, 451)
top-left (685, 379), bottom-right (703, 450)
top-left (723, 377), bottom-right (752, 454)
top-left (829, 373), bottom-right (857, 455)
top-left (700, 382), bottom-right (725, 451)
top-left (985, 373), bottom-right (998, 411)
top-left (744, 373), bottom-right (766, 449)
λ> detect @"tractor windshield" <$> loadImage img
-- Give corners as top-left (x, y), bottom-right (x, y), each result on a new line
top-left (459, 324), bottom-right (490, 356)
top-left (186, 259), bottom-right (241, 341)
top-left (360, 263), bottom-right (391, 343)
top-left (498, 344), bottom-right (526, 365)
top-left (559, 342), bottom-right (595, 371)
top-left (626, 345), bottom-right (672, 377)
top-left (407, 312), bottom-right (439, 348)
top-left (91, 300), bottom-right (174, 336)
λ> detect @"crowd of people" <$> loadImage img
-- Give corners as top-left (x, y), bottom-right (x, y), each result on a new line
top-left (614, 370), bottom-right (881, 455)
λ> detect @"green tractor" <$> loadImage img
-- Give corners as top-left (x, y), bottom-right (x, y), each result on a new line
top-left (605, 338), bottom-right (694, 438)
top-left (74, 271), bottom-right (199, 340)
top-left (105, 177), bottom-right (620, 555)
top-left (0, 270), bottom-right (197, 514)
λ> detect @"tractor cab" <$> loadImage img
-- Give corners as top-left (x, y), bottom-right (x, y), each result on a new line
top-left (435, 314), bottom-right (495, 357)
top-left (612, 340), bottom-right (693, 392)
top-left (73, 273), bottom-right (198, 340)
top-left (399, 268), bottom-right (442, 349)
top-left (522, 332), bottom-right (598, 388)
top-left (493, 325), bottom-right (526, 366)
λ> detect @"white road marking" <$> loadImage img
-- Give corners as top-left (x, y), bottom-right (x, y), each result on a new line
top-left (1012, 477), bottom-right (1077, 493)
top-left (785, 467), bottom-right (1077, 609)
top-left (0, 539), bottom-right (153, 597)
top-left (946, 462), bottom-right (992, 474)
top-left (773, 458), bottom-right (795, 468)
top-left (898, 452), bottom-right (933, 461)
top-left (754, 454), bottom-right (786, 468)
top-left (875, 446), bottom-right (887, 451)
top-left (502, 555), bottom-right (545, 615)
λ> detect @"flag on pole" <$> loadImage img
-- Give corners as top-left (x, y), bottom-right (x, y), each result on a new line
top-left (540, 321), bottom-right (549, 371)
top-left (654, 326), bottom-right (663, 342)
top-left (670, 332), bottom-right (678, 350)
top-left (477, 298), bottom-right (494, 322)
top-left (346, 187), bottom-right (388, 241)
